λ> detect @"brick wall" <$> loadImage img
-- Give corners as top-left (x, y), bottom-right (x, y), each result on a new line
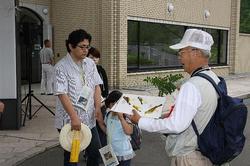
top-left (121, 0), bottom-right (232, 88)
top-left (50, 1), bottom-right (102, 61)
top-left (125, 67), bottom-right (229, 87)
top-left (19, 0), bottom-right (235, 89)
top-left (127, 0), bottom-right (231, 27)
top-left (229, 0), bottom-right (240, 74)
top-left (237, 34), bottom-right (250, 73)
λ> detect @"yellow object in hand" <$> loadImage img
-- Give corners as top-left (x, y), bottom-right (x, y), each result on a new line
top-left (145, 104), bottom-right (163, 114)
top-left (132, 105), bottom-right (141, 112)
top-left (70, 130), bottom-right (81, 163)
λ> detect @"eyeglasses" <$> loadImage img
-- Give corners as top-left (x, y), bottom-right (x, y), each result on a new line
top-left (77, 45), bottom-right (91, 50)
top-left (177, 48), bottom-right (198, 57)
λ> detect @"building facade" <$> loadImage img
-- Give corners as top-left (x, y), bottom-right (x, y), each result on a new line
top-left (18, 0), bottom-right (250, 89)
top-left (0, 0), bottom-right (249, 129)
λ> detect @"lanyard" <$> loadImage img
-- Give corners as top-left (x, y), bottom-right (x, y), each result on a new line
top-left (191, 66), bottom-right (210, 77)
top-left (79, 63), bottom-right (86, 86)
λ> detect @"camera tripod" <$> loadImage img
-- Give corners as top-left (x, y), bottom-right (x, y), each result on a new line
top-left (21, 88), bottom-right (55, 126)
top-left (21, 47), bottom-right (55, 126)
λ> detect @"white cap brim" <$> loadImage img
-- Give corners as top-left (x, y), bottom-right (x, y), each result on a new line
top-left (59, 123), bottom-right (92, 152)
top-left (170, 42), bottom-right (211, 51)
top-left (169, 43), bottom-right (189, 50)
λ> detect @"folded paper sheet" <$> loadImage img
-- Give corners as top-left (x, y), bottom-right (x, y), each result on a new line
top-left (111, 94), bottom-right (166, 118)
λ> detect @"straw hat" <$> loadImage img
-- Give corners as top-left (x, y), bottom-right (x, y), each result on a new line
top-left (59, 123), bottom-right (92, 152)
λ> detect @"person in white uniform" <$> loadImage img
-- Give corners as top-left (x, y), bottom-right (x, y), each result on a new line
top-left (130, 29), bottom-right (221, 166)
top-left (39, 39), bottom-right (54, 95)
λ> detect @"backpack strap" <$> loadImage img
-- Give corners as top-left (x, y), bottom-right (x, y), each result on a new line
top-left (193, 73), bottom-right (222, 96)
top-left (191, 120), bottom-right (200, 137)
top-left (105, 111), bottom-right (112, 119)
top-left (191, 72), bottom-right (221, 137)
top-left (193, 73), bottom-right (230, 114)
top-left (106, 111), bottom-right (111, 117)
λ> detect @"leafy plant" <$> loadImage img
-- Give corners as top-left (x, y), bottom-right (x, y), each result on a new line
top-left (144, 74), bottom-right (183, 96)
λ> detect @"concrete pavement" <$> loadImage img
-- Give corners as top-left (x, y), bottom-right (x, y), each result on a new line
top-left (0, 73), bottom-right (250, 166)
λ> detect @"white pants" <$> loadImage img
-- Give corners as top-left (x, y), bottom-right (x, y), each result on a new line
top-left (40, 64), bottom-right (54, 94)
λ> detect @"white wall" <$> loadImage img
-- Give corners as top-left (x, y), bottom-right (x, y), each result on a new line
top-left (0, 0), bottom-right (16, 98)
top-left (236, 34), bottom-right (250, 73)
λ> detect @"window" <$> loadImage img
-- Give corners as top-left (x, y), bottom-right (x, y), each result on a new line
top-left (240, 0), bottom-right (250, 33)
top-left (128, 20), bottom-right (228, 72)
top-left (204, 28), bottom-right (227, 65)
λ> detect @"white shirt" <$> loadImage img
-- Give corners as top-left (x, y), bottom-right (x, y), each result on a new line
top-left (40, 47), bottom-right (53, 64)
top-left (54, 53), bottom-right (103, 129)
top-left (138, 70), bottom-right (219, 156)
top-left (138, 82), bottom-right (201, 133)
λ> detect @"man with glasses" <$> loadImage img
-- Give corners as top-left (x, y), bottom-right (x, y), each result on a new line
top-left (130, 29), bottom-right (220, 165)
top-left (54, 29), bottom-right (103, 166)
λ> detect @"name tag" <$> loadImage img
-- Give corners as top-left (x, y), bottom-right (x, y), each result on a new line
top-left (75, 86), bottom-right (93, 111)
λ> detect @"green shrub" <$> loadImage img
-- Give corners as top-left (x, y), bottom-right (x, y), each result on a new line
top-left (144, 74), bottom-right (183, 96)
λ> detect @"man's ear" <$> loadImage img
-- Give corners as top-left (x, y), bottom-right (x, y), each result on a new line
top-left (69, 43), bottom-right (73, 50)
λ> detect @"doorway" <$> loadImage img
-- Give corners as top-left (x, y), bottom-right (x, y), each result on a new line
top-left (18, 7), bottom-right (43, 83)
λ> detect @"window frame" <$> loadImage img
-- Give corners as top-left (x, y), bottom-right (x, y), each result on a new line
top-left (127, 20), bottom-right (228, 73)
top-left (240, 0), bottom-right (250, 34)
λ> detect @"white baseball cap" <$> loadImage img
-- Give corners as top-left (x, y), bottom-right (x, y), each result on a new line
top-left (169, 29), bottom-right (214, 51)
top-left (59, 123), bottom-right (92, 152)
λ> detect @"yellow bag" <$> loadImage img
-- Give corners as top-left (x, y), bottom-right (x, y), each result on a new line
top-left (70, 130), bottom-right (81, 163)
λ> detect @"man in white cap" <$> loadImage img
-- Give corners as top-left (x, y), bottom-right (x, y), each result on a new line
top-left (130, 29), bottom-right (220, 166)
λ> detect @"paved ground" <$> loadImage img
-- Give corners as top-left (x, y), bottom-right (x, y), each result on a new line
top-left (0, 73), bottom-right (250, 166)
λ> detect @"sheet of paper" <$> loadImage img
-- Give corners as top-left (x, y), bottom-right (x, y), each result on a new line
top-left (111, 96), bottom-right (133, 115)
top-left (111, 94), bottom-right (167, 118)
top-left (163, 94), bottom-right (176, 113)
top-left (99, 144), bottom-right (119, 166)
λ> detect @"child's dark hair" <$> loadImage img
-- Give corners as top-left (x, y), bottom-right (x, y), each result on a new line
top-left (105, 90), bottom-right (123, 107)
top-left (87, 47), bottom-right (101, 58)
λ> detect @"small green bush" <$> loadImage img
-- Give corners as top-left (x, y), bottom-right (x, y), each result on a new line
top-left (144, 74), bottom-right (183, 96)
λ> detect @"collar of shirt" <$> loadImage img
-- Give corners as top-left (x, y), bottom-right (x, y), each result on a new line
top-left (66, 53), bottom-right (87, 73)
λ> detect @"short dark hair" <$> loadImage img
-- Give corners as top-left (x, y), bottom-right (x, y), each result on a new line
top-left (44, 39), bottom-right (50, 45)
top-left (105, 90), bottom-right (123, 107)
top-left (65, 29), bottom-right (92, 53)
top-left (87, 47), bottom-right (101, 58)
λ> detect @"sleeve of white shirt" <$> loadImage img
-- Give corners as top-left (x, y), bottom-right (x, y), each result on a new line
top-left (53, 65), bottom-right (68, 95)
top-left (138, 82), bottom-right (201, 134)
top-left (92, 62), bottom-right (103, 86)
